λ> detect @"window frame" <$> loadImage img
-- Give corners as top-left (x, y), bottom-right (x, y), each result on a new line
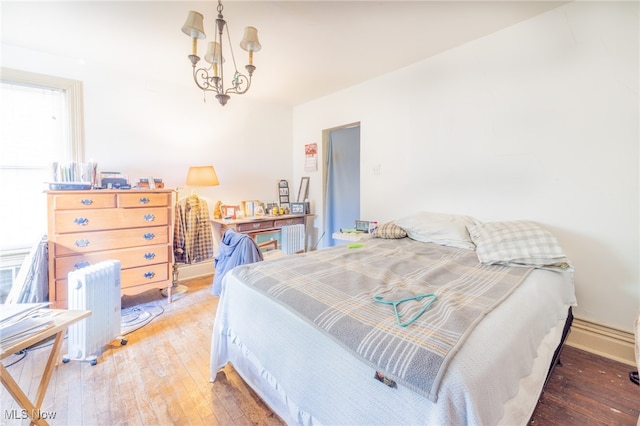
top-left (1, 67), bottom-right (85, 163)
top-left (0, 68), bottom-right (85, 301)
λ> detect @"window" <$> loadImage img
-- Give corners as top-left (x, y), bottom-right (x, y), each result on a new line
top-left (0, 68), bottom-right (84, 301)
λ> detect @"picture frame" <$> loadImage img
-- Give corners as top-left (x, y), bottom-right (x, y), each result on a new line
top-left (222, 205), bottom-right (237, 219)
top-left (290, 202), bottom-right (305, 215)
top-left (297, 176), bottom-right (310, 202)
top-left (278, 179), bottom-right (290, 210)
top-left (243, 200), bottom-right (261, 217)
top-left (266, 202), bottom-right (279, 214)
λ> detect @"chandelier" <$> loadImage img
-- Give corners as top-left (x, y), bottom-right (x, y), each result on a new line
top-left (181, 0), bottom-right (261, 106)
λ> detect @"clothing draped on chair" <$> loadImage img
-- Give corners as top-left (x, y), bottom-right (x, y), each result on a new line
top-left (174, 195), bottom-right (214, 264)
top-left (212, 229), bottom-right (263, 296)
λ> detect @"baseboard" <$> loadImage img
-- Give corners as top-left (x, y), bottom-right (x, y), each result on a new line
top-left (176, 260), bottom-right (214, 282)
top-left (567, 318), bottom-right (636, 367)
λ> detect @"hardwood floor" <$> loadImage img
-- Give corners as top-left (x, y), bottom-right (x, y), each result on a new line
top-left (531, 346), bottom-right (639, 425)
top-left (2, 275), bottom-right (638, 425)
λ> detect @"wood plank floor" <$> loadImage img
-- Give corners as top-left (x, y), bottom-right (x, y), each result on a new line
top-left (2, 275), bottom-right (638, 425)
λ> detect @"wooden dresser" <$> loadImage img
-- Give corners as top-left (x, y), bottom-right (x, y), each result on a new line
top-left (47, 189), bottom-right (174, 308)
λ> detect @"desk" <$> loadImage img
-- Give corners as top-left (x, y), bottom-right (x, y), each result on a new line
top-left (1, 309), bottom-right (90, 426)
top-left (212, 214), bottom-right (308, 250)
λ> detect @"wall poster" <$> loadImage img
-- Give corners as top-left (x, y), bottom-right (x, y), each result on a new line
top-left (304, 143), bottom-right (318, 172)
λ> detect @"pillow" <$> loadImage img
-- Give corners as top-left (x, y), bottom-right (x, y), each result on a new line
top-left (394, 212), bottom-right (479, 249)
top-left (372, 222), bottom-right (407, 239)
top-left (467, 220), bottom-right (572, 268)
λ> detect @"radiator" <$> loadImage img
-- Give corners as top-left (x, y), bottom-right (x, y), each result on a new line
top-left (64, 260), bottom-right (122, 365)
top-left (281, 224), bottom-right (305, 255)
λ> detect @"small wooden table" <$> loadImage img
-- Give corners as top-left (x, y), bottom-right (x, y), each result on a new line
top-left (212, 214), bottom-right (308, 249)
top-left (1, 309), bottom-right (91, 426)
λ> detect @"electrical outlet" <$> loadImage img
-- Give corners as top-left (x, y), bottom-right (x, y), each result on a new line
top-left (373, 164), bottom-right (381, 175)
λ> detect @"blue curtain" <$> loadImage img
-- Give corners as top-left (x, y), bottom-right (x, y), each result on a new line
top-left (325, 126), bottom-right (360, 247)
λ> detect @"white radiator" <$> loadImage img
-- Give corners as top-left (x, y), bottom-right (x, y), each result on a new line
top-left (64, 260), bottom-right (122, 365)
top-left (281, 224), bottom-right (305, 255)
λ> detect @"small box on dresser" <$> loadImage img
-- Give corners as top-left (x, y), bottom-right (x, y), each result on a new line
top-left (47, 189), bottom-right (174, 308)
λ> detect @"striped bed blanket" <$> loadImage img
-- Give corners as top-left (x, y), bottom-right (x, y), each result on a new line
top-left (233, 238), bottom-right (532, 401)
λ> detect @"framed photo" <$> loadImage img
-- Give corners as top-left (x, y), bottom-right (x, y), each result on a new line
top-left (297, 176), bottom-right (310, 202)
top-left (222, 205), bottom-right (237, 219)
top-left (290, 202), bottom-right (305, 214)
top-left (266, 202), bottom-right (279, 214)
top-left (279, 179), bottom-right (290, 208)
top-left (243, 200), bottom-right (261, 217)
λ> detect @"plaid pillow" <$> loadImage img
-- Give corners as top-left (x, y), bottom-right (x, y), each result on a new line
top-left (373, 222), bottom-right (407, 239)
top-left (468, 220), bottom-right (572, 269)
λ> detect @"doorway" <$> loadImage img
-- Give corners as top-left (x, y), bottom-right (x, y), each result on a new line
top-left (323, 123), bottom-right (361, 247)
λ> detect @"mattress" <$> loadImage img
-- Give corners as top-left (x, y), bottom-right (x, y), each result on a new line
top-left (211, 242), bottom-right (576, 425)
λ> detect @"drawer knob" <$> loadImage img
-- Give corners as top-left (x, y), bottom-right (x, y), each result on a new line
top-left (74, 261), bottom-right (90, 269)
top-left (143, 214), bottom-right (155, 222)
top-left (253, 223), bottom-right (261, 229)
top-left (144, 271), bottom-right (156, 279)
top-left (144, 252), bottom-right (156, 260)
top-left (74, 239), bottom-right (90, 247)
top-left (139, 197), bottom-right (151, 204)
top-left (74, 217), bottom-right (89, 226)
top-left (143, 233), bottom-right (155, 240)
top-left (80, 199), bottom-right (94, 205)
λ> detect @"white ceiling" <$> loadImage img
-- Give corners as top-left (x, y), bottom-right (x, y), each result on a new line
top-left (1, 1), bottom-right (566, 106)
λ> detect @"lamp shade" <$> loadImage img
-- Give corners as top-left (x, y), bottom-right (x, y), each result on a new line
top-left (204, 42), bottom-right (224, 64)
top-left (182, 11), bottom-right (206, 39)
top-left (186, 166), bottom-right (219, 186)
top-left (240, 26), bottom-right (261, 52)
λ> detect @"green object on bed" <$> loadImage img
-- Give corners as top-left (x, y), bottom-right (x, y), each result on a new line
top-left (373, 293), bottom-right (437, 327)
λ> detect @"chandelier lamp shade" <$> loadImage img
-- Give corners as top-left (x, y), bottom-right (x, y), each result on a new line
top-left (181, 0), bottom-right (261, 106)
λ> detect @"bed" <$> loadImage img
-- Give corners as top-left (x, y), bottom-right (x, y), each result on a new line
top-left (210, 214), bottom-right (577, 425)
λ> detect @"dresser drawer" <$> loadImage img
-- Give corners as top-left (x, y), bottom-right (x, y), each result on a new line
top-left (274, 217), bottom-right (305, 227)
top-left (237, 220), bottom-right (275, 232)
top-left (53, 261), bottom-right (169, 307)
top-left (118, 192), bottom-right (171, 208)
top-left (54, 244), bottom-right (170, 280)
top-left (121, 263), bottom-right (169, 289)
top-left (54, 207), bottom-right (169, 233)
top-left (52, 193), bottom-right (117, 210)
top-left (53, 225), bottom-right (169, 256)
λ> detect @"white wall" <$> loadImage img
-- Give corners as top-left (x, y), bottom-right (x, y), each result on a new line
top-left (293, 2), bottom-right (639, 332)
top-left (2, 33), bottom-right (293, 230)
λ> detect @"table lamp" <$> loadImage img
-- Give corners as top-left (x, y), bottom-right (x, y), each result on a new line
top-left (186, 165), bottom-right (220, 188)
